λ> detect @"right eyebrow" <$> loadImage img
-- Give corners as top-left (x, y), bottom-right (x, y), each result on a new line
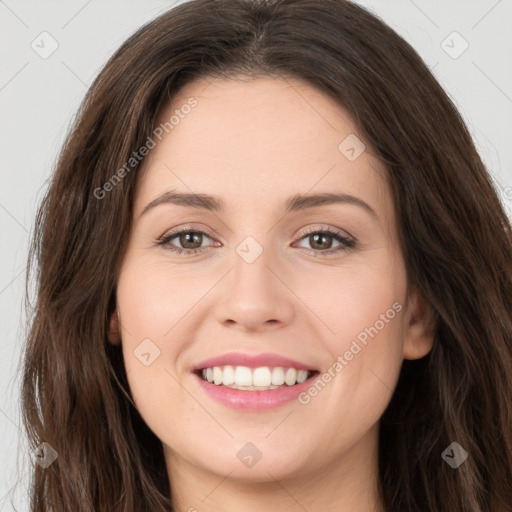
top-left (284, 192), bottom-right (379, 221)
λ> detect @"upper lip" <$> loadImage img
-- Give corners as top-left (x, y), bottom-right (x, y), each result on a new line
top-left (192, 352), bottom-right (318, 371)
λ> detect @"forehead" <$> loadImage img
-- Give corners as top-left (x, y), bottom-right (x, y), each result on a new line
top-left (135, 75), bottom-right (392, 224)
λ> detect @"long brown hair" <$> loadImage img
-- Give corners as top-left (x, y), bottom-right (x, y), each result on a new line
top-left (21, 0), bottom-right (512, 510)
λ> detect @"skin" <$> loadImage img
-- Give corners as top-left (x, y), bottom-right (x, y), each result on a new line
top-left (108, 75), bottom-right (435, 512)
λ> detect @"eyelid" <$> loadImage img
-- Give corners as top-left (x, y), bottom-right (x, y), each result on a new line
top-left (298, 224), bottom-right (354, 241)
top-left (159, 223), bottom-right (219, 242)
top-left (159, 223), bottom-right (354, 243)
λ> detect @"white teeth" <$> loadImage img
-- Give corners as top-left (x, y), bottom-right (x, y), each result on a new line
top-left (234, 366), bottom-right (253, 386)
top-left (222, 365), bottom-right (235, 385)
top-left (228, 384), bottom-right (281, 390)
top-left (297, 370), bottom-right (308, 383)
top-left (213, 366), bottom-right (223, 385)
top-left (253, 367), bottom-right (272, 387)
top-left (271, 367), bottom-right (285, 385)
top-left (199, 365), bottom-right (312, 389)
top-left (284, 368), bottom-right (297, 386)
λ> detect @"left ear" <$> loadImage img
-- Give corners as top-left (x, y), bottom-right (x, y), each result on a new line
top-left (108, 309), bottom-right (122, 346)
top-left (402, 288), bottom-right (436, 360)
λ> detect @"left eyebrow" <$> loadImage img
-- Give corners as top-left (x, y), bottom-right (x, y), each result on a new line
top-left (139, 190), bottom-right (379, 221)
top-left (140, 191), bottom-right (222, 217)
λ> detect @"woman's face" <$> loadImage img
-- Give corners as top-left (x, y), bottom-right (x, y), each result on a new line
top-left (110, 76), bottom-right (433, 486)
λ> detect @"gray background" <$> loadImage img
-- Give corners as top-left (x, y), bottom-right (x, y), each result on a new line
top-left (1, 0), bottom-right (511, 509)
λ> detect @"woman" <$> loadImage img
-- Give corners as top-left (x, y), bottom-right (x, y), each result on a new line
top-left (21, 0), bottom-right (512, 510)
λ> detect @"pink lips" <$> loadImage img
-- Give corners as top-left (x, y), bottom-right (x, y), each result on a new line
top-left (191, 352), bottom-right (319, 411)
top-left (192, 352), bottom-right (316, 371)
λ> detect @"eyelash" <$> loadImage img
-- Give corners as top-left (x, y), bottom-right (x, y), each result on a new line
top-left (156, 225), bottom-right (356, 257)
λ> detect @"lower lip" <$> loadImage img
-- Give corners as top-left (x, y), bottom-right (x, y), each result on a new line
top-left (192, 372), bottom-right (319, 411)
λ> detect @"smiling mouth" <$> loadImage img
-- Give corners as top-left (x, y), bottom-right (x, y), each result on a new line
top-left (195, 365), bottom-right (320, 391)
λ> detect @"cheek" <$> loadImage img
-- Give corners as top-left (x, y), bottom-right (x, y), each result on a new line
top-left (307, 264), bottom-right (407, 416)
top-left (301, 292), bottom-right (406, 452)
top-left (297, 258), bottom-right (405, 355)
top-left (115, 262), bottom-right (173, 398)
top-left (331, 281), bottom-right (404, 352)
top-left (117, 259), bottom-right (200, 339)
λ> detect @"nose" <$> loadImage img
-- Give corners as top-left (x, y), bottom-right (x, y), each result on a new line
top-left (214, 245), bottom-right (295, 333)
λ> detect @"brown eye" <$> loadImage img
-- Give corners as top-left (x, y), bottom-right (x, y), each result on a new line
top-left (307, 233), bottom-right (335, 250)
top-left (177, 231), bottom-right (204, 250)
top-left (294, 227), bottom-right (356, 255)
top-left (157, 229), bottom-right (214, 255)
